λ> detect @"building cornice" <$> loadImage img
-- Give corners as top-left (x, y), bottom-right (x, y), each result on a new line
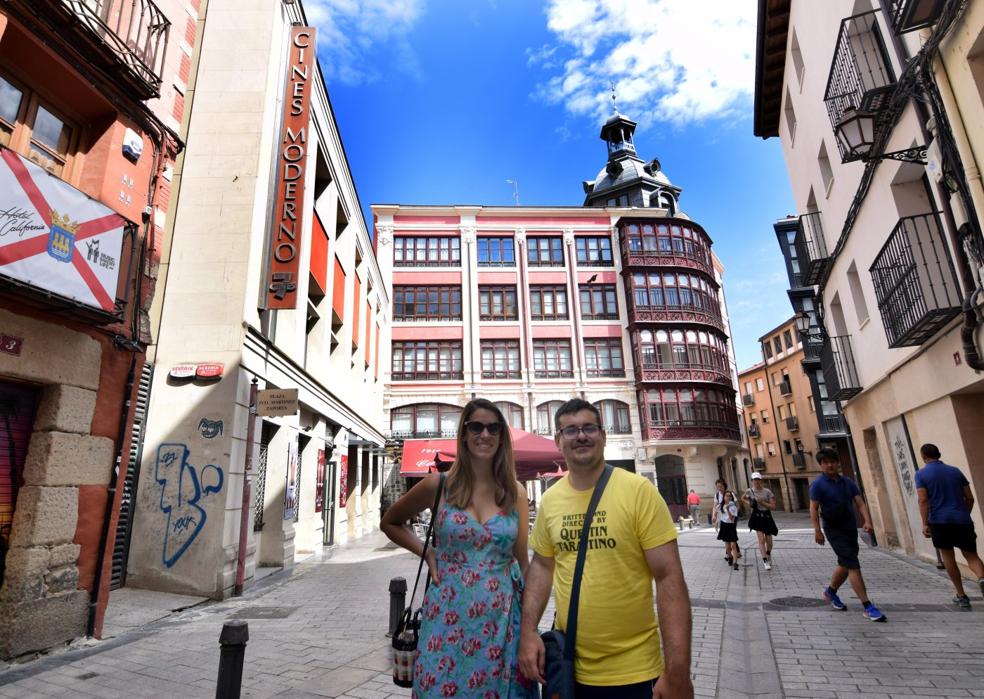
top-left (753, 0), bottom-right (791, 138)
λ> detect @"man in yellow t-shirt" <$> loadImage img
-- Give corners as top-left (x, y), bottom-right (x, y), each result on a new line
top-left (519, 398), bottom-right (693, 699)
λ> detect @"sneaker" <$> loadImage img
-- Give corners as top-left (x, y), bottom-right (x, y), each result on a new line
top-left (823, 587), bottom-right (847, 611)
top-left (733, 562), bottom-right (739, 570)
top-left (953, 595), bottom-right (971, 608)
top-left (725, 555), bottom-right (733, 565)
top-left (763, 559), bottom-right (772, 571)
top-left (862, 602), bottom-right (886, 622)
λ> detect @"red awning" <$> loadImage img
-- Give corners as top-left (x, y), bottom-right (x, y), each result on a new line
top-left (399, 428), bottom-right (565, 481)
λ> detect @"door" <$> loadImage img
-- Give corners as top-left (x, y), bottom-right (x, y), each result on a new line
top-left (793, 477), bottom-right (810, 511)
top-left (322, 459), bottom-right (337, 546)
top-left (0, 381), bottom-right (39, 586)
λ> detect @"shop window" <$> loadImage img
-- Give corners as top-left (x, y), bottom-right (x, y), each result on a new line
top-left (0, 72), bottom-right (78, 178)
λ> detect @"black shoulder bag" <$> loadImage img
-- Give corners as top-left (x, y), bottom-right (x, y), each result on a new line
top-left (392, 474), bottom-right (444, 688)
top-left (541, 465), bottom-right (613, 699)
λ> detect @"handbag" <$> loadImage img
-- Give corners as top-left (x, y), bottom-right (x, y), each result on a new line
top-left (541, 465), bottom-right (613, 699)
top-left (392, 474), bottom-right (444, 688)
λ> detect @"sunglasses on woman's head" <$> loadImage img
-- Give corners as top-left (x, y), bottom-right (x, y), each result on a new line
top-left (464, 421), bottom-right (503, 436)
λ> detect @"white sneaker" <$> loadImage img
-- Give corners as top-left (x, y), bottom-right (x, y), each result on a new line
top-left (763, 558), bottom-right (772, 571)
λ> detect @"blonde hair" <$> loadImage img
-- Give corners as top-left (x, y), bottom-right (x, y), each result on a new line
top-left (444, 398), bottom-right (518, 513)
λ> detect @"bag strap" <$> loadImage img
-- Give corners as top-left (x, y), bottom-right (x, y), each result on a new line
top-left (405, 473), bottom-right (445, 615)
top-left (563, 464), bottom-right (614, 662)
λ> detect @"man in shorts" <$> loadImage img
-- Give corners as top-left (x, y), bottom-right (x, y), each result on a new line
top-left (687, 489), bottom-right (701, 523)
top-left (915, 443), bottom-right (984, 607)
top-left (809, 448), bottom-right (885, 622)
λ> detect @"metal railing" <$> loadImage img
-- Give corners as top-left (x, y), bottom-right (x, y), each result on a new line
top-left (60, 0), bottom-right (171, 96)
top-left (786, 416), bottom-right (799, 431)
top-left (753, 457), bottom-right (765, 469)
top-left (779, 381), bottom-right (792, 396)
top-left (818, 413), bottom-right (848, 434)
top-left (823, 10), bottom-right (896, 161)
top-left (742, 393), bottom-right (755, 406)
top-left (748, 423), bottom-right (761, 438)
top-left (821, 334), bottom-right (863, 401)
top-left (792, 453), bottom-right (807, 469)
top-left (795, 213), bottom-right (831, 285)
top-left (890, 0), bottom-right (945, 34)
top-left (801, 331), bottom-right (823, 363)
top-left (869, 212), bottom-right (962, 348)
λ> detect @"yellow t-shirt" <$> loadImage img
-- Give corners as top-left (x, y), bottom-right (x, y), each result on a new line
top-left (530, 467), bottom-right (678, 686)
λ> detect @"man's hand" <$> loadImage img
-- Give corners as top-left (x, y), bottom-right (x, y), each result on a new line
top-left (653, 671), bottom-right (694, 699)
top-left (814, 529), bottom-right (825, 546)
top-left (518, 628), bottom-right (545, 684)
top-left (923, 524), bottom-right (931, 538)
top-left (862, 522), bottom-right (872, 534)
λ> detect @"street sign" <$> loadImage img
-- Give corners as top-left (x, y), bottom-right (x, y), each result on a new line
top-left (195, 362), bottom-right (224, 380)
top-left (256, 388), bottom-right (299, 417)
top-left (169, 365), bottom-right (196, 379)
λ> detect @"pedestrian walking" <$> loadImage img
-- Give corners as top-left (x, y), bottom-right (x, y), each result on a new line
top-left (713, 479), bottom-right (741, 564)
top-left (519, 398), bottom-right (693, 699)
top-left (743, 473), bottom-right (778, 570)
top-left (380, 398), bottom-right (537, 698)
top-left (687, 489), bottom-right (701, 523)
top-left (716, 491), bottom-right (740, 571)
top-left (809, 448), bottom-right (886, 622)
top-left (915, 443), bottom-right (984, 608)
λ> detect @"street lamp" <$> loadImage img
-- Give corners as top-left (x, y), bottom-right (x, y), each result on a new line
top-left (794, 310), bottom-right (811, 335)
top-left (834, 108), bottom-right (928, 164)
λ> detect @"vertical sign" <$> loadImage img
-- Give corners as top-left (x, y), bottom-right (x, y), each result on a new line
top-left (284, 436), bottom-right (299, 520)
top-left (314, 448), bottom-right (326, 513)
top-left (339, 455), bottom-right (349, 508)
top-left (884, 415), bottom-right (924, 547)
top-left (265, 26), bottom-right (316, 309)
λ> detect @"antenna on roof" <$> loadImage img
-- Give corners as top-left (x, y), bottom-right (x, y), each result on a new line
top-left (610, 80), bottom-right (618, 114)
top-left (506, 179), bottom-right (520, 206)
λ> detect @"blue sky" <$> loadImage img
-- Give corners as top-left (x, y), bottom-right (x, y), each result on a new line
top-left (305, 0), bottom-right (797, 370)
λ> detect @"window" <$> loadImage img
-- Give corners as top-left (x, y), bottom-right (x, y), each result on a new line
top-left (575, 237), bottom-right (614, 266)
top-left (579, 284), bottom-right (618, 319)
top-left (622, 222), bottom-right (710, 266)
top-left (760, 410), bottom-right (769, 424)
top-left (784, 87), bottom-right (797, 143)
top-left (536, 400), bottom-right (565, 434)
top-left (532, 340), bottom-right (573, 378)
top-left (783, 329), bottom-right (794, 349)
top-left (818, 141), bottom-right (834, 195)
top-left (391, 341), bottom-right (463, 381)
top-left (808, 395), bottom-right (815, 412)
top-left (528, 237), bottom-right (564, 266)
top-left (583, 339), bottom-right (624, 377)
top-left (390, 403), bottom-right (462, 438)
top-left (756, 378), bottom-right (765, 391)
top-left (633, 328), bottom-right (729, 371)
top-left (641, 387), bottom-right (735, 428)
top-left (595, 400), bottom-right (631, 433)
top-left (393, 285), bottom-right (462, 321)
top-left (744, 381), bottom-right (753, 394)
top-left (767, 442), bottom-right (777, 456)
top-left (784, 440), bottom-right (793, 454)
top-left (478, 285), bottom-right (518, 321)
top-left (790, 29), bottom-right (805, 87)
top-left (529, 285), bottom-right (568, 320)
top-left (773, 337), bottom-right (783, 355)
top-left (495, 402), bottom-right (524, 428)
top-left (393, 236), bottom-right (461, 267)
top-left (481, 340), bottom-right (521, 379)
top-left (0, 72), bottom-right (77, 177)
top-left (777, 405), bottom-right (786, 420)
top-left (763, 341), bottom-right (773, 359)
top-left (846, 261), bottom-right (869, 324)
top-left (629, 272), bottom-right (720, 315)
top-left (477, 237), bottom-right (515, 266)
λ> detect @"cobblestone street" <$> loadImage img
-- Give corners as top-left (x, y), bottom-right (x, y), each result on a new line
top-left (2, 513), bottom-right (984, 698)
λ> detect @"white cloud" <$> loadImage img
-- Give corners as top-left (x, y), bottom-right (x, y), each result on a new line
top-left (305, 0), bottom-right (424, 85)
top-left (536, 0), bottom-right (757, 126)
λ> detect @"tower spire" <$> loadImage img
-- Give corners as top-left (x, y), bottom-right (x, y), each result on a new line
top-left (610, 80), bottom-right (618, 114)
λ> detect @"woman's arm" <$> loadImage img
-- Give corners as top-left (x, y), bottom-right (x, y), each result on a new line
top-left (381, 474), bottom-right (441, 558)
top-left (512, 482), bottom-right (530, 576)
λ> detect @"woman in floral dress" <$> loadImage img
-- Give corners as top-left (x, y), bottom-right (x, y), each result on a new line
top-left (382, 399), bottom-right (537, 698)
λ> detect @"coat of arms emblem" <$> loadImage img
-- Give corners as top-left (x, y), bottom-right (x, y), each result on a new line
top-left (47, 210), bottom-right (78, 263)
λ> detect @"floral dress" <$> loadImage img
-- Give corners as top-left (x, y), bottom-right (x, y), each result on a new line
top-left (414, 504), bottom-right (538, 699)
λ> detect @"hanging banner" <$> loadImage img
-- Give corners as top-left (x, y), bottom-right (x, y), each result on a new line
top-left (264, 26), bottom-right (316, 309)
top-left (284, 436), bottom-right (299, 520)
top-left (339, 454), bottom-right (349, 508)
top-left (0, 146), bottom-right (128, 312)
top-left (315, 448), bottom-right (326, 513)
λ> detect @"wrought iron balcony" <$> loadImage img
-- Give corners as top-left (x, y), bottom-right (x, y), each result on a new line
top-left (801, 331), bottom-right (823, 365)
top-left (38, 0), bottom-right (171, 99)
top-left (742, 393), bottom-right (755, 407)
top-left (792, 453), bottom-right (807, 469)
top-left (753, 457), bottom-right (765, 470)
top-left (794, 213), bottom-right (831, 285)
top-left (890, 0), bottom-right (946, 34)
top-left (748, 423), bottom-right (761, 438)
top-left (634, 361), bottom-right (731, 386)
top-left (779, 381), bottom-right (792, 396)
top-left (823, 10), bottom-right (896, 162)
top-left (786, 416), bottom-right (799, 431)
top-left (869, 213), bottom-right (962, 348)
top-left (641, 420), bottom-right (741, 443)
top-left (821, 334), bottom-right (863, 401)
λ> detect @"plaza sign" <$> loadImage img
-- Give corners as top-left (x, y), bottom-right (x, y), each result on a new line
top-left (0, 146), bottom-right (127, 312)
top-left (263, 26), bottom-right (316, 309)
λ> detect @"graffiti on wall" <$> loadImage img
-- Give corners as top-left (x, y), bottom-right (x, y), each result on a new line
top-left (197, 417), bottom-right (224, 439)
top-left (155, 443), bottom-right (224, 567)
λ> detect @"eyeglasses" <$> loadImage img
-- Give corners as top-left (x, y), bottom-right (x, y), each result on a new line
top-left (557, 424), bottom-right (602, 440)
top-left (464, 421), bottom-right (503, 436)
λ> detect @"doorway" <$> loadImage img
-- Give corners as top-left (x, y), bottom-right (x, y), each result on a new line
top-left (793, 477), bottom-right (810, 511)
top-left (654, 455), bottom-right (687, 520)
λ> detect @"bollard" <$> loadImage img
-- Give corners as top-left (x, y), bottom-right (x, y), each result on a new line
top-left (388, 576), bottom-right (407, 637)
top-left (216, 620), bottom-right (249, 699)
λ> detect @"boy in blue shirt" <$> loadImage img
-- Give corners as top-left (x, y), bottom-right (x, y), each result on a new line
top-left (915, 443), bottom-right (984, 608)
top-left (809, 448), bottom-right (885, 622)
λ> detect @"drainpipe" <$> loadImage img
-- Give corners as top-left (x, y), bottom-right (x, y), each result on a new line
top-left (763, 361), bottom-right (793, 512)
top-left (234, 378), bottom-right (258, 596)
